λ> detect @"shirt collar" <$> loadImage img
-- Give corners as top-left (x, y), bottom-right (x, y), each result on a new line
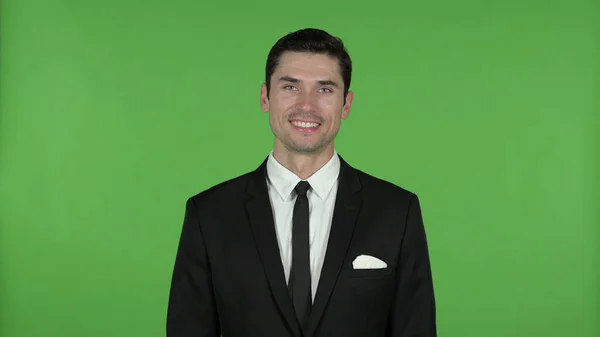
top-left (266, 150), bottom-right (340, 201)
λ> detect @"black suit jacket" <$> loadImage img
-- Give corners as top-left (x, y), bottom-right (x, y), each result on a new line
top-left (167, 155), bottom-right (436, 337)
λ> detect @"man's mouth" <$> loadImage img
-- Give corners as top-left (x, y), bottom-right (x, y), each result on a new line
top-left (289, 120), bottom-right (321, 133)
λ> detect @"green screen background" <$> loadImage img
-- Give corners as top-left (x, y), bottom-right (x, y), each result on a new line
top-left (1, 1), bottom-right (598, 336)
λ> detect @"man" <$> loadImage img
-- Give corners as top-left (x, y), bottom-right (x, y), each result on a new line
top-left (166, 28), bottom-right (437, 337)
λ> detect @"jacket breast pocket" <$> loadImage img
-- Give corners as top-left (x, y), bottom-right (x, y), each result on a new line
top-left (335, 266), bottom-right (396, 312)
top-left (341, 266), bottom-right (393, 279)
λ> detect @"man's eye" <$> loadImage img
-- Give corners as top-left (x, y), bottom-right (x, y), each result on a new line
top-left (319, 88), bottom-right (332, 93)
top-left (283, 85), bottom-right (297, 90)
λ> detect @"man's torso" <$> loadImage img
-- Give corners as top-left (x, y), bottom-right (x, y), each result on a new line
top-left (186, 155), bottom-right (419, 337)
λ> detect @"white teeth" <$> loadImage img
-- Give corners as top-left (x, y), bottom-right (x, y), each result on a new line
top-left (291, 121), bottom-right (319, 128)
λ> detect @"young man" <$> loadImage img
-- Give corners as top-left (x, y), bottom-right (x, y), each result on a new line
top-left (167, 28), bottom-right (437, 337)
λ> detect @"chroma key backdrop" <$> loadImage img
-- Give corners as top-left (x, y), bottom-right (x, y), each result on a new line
top-left (0, 0), bottom-right (598, 337)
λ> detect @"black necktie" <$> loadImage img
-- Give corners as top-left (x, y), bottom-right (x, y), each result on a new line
top-left (289, 180), bottom-right (312, 331)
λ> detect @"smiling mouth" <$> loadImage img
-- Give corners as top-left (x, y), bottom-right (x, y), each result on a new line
top-left (289, 120), bottom-right (322, 133)
top-left (290, 120), bottom-right (321, 128)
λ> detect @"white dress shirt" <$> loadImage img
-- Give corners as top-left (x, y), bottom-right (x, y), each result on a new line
top-left (265, 150), bottom-right (340, 302)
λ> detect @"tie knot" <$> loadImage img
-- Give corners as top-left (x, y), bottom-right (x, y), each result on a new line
top-left (294, 181), bottom-right (311, 196)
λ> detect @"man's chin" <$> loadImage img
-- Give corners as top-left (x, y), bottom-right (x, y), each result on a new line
top-left (284, 141), bottom-right (327, 154)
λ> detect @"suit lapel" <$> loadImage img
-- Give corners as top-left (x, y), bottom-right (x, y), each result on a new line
top-left (245, 158), bottom-right (302, 337)
top-left (305, 156), bottom-right (363, 337)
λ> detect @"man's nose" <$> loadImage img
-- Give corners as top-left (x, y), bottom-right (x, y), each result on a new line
top-left (298, 90), bottom-right (317, 111)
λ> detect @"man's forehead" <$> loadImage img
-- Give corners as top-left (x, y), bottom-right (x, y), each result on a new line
top-left (274, 52), bottom-right (342, 79)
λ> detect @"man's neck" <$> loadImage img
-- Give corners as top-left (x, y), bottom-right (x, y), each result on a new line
top-left (272, 145), bottom-right (335, 180)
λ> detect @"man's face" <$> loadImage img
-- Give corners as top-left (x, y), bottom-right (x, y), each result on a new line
top-left (260, 52), bottom-right (354, 155)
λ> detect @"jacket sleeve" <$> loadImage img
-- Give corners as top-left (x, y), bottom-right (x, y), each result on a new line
top-left (167, 197), bottom-right (220, 337)
top-left (386, 193), bottom-right (437, 336)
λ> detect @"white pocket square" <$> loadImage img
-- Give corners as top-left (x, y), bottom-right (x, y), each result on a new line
top-left (352, 254), bottom-right (387, 269)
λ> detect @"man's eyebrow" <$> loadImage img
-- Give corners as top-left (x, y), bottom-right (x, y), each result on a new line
top-left (317, 80), bottom-right (338, 87)
top-left (278, 76), bottom-right (339, 87)
top-left (279, 76), bottom-right (300, 83)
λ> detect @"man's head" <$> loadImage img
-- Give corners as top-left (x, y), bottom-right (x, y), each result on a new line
top-left (260, 28), bottom-right (354, 155)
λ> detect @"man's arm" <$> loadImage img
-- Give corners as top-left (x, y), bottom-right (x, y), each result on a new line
top-left (167, 197), bottom-right (220, 337)
top-left (386, 193), bottom-right (437, 336)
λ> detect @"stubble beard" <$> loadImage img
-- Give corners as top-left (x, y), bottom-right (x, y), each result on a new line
top-left (281, 127), bottom-right (338, 155)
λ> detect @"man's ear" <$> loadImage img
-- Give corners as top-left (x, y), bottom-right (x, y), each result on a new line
top-left (341, 90), bottom-right (354, 119)
top-left (260, 83), bottom-right (269, 113)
